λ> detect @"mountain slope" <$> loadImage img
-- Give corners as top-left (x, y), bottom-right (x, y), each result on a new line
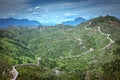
top-left (0, 18), bottom-right (41, 27)
top-left (0, 15), bottom-right (120, 80)
top-left (62, 17), bottom-right (87, 26)
top-left (87, 15), bottom-right (120, 41)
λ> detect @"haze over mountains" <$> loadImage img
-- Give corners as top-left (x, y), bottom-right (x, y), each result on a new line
top-left (0, 17), bottom-right (87, 27)
top-left (62, 17), bottom-right (87, 26)
top-left (0, 15), bottom-right (120, 80)
top-left (1, 16), bottom-right (120, 27)
top-left (0, 0), bottom-right (120, 79)
top-left (0, 18), bottom-right (41, 27)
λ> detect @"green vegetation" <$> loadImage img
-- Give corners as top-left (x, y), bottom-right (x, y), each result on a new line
top-left (0, 15), bottom-right (120, 80)
top-left (89, 15), bottom-right (120, 40)
top-left (0, 55), bottom-right (12, 80)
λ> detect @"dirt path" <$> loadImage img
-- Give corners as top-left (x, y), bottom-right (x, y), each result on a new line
top-left (77, 38), bottom-right (82, 45)
top-left (10, 21), bottom-right (114, 80)
top-left (76, 22), bottom-right (114, 57)
top-left (85, 21), bottom-right (92, 30)
top-left (11, 66), bottom-right (18, 80)
top-left (97, 27), bottom-right (114, 50)
top-left (10, 58), bottom-right (40, 80)
top-left (60, 21), bottom-right (114, 59)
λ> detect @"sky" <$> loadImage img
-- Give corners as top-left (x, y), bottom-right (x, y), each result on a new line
top-left (0, 0), bottom-right (120, 23)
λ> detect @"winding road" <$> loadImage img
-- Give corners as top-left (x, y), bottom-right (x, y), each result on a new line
top-left (58, 21), bottom-right (114, 59)
top-left (77, 38), bottom-right (82, 45)
top-left (76, 21), bottom-right (114, 57)
top-left (77, 21), bottom-right (114, 56)
top-left (11, 66), bottom-right (18, 80)
top-left (10, 58), bottom-right (40, 80)
top-left (10, 21), bottom-right (114, 80)
top-left (97, 27), bottom-right (114, 50)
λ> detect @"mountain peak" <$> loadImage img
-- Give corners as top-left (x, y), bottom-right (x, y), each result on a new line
top-left (75, 17), bottom-right (86, 21)
top-left (89, 15), bottom-right (120, 26)
top-left (0, 18), bottom-right (41, 27)
top-left (92, 15), bottom-right (120, 22)
top-left (62, 17), bottom-right (87, 26)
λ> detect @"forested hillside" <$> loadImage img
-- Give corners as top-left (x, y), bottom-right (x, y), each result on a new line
top-left (0, 15), bottom-right (120, 80)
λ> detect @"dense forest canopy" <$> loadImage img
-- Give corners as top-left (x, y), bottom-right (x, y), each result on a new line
top-left (0, 15), bottom-right (120, 80)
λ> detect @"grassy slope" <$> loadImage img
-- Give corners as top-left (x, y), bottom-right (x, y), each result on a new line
top-left (0, 23), bottom-right (109, 63)
top-left (89, 15), bottom-right (120, 40)
top-left (0, 15), bottom-right (120, 80)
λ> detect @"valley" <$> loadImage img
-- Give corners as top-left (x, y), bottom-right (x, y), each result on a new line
top-left (0, 15), bottom-right (120, 80)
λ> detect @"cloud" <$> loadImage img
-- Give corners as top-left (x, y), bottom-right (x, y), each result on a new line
top-left (64, 13), bottom-right (76, 16)
top-left (63, 13), bottom-right (78, 19)
top-left (0, 0), bottom-right (120, 23)
top-left (27, 6), bottom-right (44, 14)
top-left (27, 0), bottom-right (87, 6)
top-left (0, 0), bottom-right (29, 18)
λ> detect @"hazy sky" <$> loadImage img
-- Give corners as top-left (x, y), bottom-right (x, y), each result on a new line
top-left (0, 0), bottom-right (120, 23)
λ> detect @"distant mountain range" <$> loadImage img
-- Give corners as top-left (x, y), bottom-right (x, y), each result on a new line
top-left (41, 22), bottom-right (57, 26)
top-left (0, 15), bottom-right (120, 80)
top-left (0, 18), bottom-right (41, 27)
top-left (0, 17), bottom-right (87, 27)
top-left (62, 17), bottom-right (87, 26)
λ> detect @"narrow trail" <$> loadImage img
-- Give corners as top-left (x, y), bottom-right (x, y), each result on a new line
top-left (10, 58), bottom-right (40, 80)
top-left (59, 21), bottom-right (114, 59)
top-left (77, 38), bottom-right (82, 45)
top-left (10, 21), bottom-right (114, 80)
top-left (54, 69), bottom-right (61, 75)
top-left (77, 21), bottom-right (114, 57)
top-left (11, 66), bottom-right (18, 80)
top-left (97, 27), bottom-right (114, 50)
top-left (85, 21), bottom-right (92, 30)
top-left (77, 21), bottom-right (114, 56)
